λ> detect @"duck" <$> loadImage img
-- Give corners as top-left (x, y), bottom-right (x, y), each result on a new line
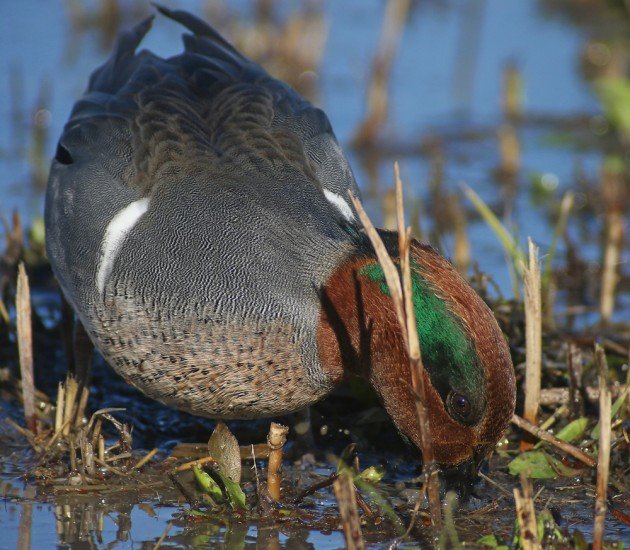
top-left (45, 7), bottom-right (516, 485)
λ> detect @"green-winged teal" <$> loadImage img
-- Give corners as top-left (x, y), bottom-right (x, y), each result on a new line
top-left (45, 7), bottom-right (515, 480)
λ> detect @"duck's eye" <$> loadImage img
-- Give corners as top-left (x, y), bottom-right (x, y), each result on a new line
top-left (447, 391), bottom-right (473, 424)
top-left (55, 142), bottom-right (73, 165)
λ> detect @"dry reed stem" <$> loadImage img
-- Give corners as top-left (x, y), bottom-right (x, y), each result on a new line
top-left (333, 471), bottom-right (365, 550)
top-left (153, 522), bottom-right (172, 550)
top-left (348, 193), bottom-right (407, 347)
top-left (16, 263), bottom-right (36, 434)
top-left (17, 502), bottom-right (32, 550)
top-left (599, 206), bottom-right (623, 325)
top-left (170, 442), bottom-right (270, 460)
top-left (54, 382), bottom-right (64, 433)
top-left (267, 422), bottom-right (288, 501)
top-left (62, 376), bottom-right (78, 437)
top-left (513, 473), bottom-right (540, 550)
top-left (539, 384), bottom-right (627, 406)
top-left (351, 0), bottom-right (411, 147)
top-left (593, 345), bottom-right (612, 550)
top-left (502, 61), bottom-right (523, 119)
top-left (131, 448), bottom-right (159, 471)
top-left (521, 239), bottom-right (541, 451)
top-left (350, 167), bottom-right (442, 528)
top-left (174, 455), bottom-right (217, 472)
top-left (451, 192), bottom-right (471, 275)
top-left (567, 342), bottom-right (584, 419)
top-left (511, 414), bottom-right (596, 467)
top-left (498, 124), bottom-right (520, 176)
top-left (394, 165), bottom-right (442, 528)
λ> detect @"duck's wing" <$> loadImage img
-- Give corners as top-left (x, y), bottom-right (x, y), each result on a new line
top-left (58, 7), bottom-right (360, 221)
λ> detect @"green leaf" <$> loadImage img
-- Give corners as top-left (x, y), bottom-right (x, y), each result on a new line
top-left (591, 387), bottom-right (628, 440)
top-left (555, 417), bottom-right (588, 443)
top-left (192, 465), bottom-right (224, 502)
top-left (216, 470), bottom-right (247, 510)
top-left (510, 450), bottom-right (584, 479)
top-left (544, 454), bottom-right (585, 477)
top-left (461, 183), bottom-right (526, 298)
top-left (358, 465), bottom-right (385, 483)
top-left (461, 183), bottom-right (527, 272)
top-left (477, 533), bottom-right (509, 549)
top-left (594, 77), bottom-right (630, 135)
top-left (509, 451), bottom-right (557, 478)
top-left (572, 529), bottom-right (589, 550)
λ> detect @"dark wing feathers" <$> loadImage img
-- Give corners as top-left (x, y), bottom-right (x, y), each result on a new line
top-left (59, 6), bottom-right (359, 202)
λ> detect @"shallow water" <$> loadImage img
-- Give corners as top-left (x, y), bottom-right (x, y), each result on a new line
top-left (1, 0), bottom-right (629, 548)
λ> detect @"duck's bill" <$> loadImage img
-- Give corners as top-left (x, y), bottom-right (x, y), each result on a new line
top-left (439, 456), bottom-right (479, 503)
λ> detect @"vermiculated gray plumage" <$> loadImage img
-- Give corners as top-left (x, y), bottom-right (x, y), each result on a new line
top-left (45, 9), bottom-right (365, 418)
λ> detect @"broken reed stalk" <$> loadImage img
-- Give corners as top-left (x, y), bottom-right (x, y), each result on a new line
top-left (351, 0), bottom-right (411, 148)
top-left (333, 471), bottom-right (365, 550)
top-left (502, 61), bottom-right (523, 120)
top-left (539, 384), bottom-right (626, 406)
top-left (451, 192), bottom-right (471, 276)
top-left (349, 163), bottom-right (442, 528)
top-left (266, 422), bottom-right (288, 502)
top-left (567, 342), bottom-right (584, 419)
top-left (593, 345), bottom-right (612, 550)
top-left (513, 473), bottom-right (540, 550)
top-left (498, 123), bottom-right (520, 177)
top-left (599, 175), bottom-right (624, 324)
top-left (520, 239), bottom-right (541, 452)
top-left (17, 262), bottom-right (36, 434)
top-left (511, 414), bottom-right (596, 468)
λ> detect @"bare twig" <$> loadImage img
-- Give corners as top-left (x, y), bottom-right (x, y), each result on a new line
top-left (293, 472), bottom-right (339, 504)
top-left (153, 522), bottom-right (172, 550)
top-left (130, 448), bottom-right (159, 471)
top-left (511, 414), bottom-right (596, 468)
top-left (174, 455), bottom-right (216, 473)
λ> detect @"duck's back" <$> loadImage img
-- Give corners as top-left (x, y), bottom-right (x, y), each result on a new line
top-left (45, 9), bottom-right (361, 418)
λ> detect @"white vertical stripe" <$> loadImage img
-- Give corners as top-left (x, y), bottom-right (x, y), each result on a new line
top-left (96, 198), bottom-right (150, 294)
top-left (323, 189), bottom-right (355, 221)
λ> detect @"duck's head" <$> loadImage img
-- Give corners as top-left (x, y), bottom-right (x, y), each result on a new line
top-left (318, 235), bottom-right (515, 491)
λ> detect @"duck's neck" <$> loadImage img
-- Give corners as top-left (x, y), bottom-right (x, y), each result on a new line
top-left (317, 257), bottom-right (424, 450)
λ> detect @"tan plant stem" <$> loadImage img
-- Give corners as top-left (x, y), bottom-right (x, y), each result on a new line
top-left (333, 471), bottom-right (365, 550)
top-left (521, 239), bottom-right (541, 451)
top-left (349, 163), bottom-right (442, 529)
top-left (17, 263), bottom-right (36, 434)
top-left (513, 473), bottom-right (540, 550)
top-left (593, 345), bottom-right (612, 550)
top-left (266, 422), bottom-right (288, 501)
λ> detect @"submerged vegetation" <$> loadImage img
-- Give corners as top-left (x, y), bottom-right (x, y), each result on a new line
top-left (1, 0), bottom-right (629, 548)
